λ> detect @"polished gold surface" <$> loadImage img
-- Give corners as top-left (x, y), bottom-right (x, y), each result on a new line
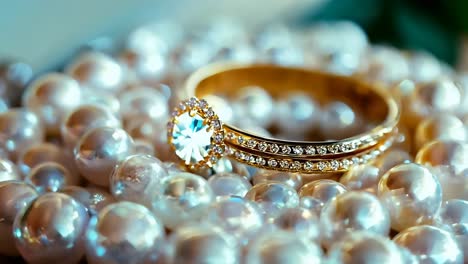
top-left (172, 63), bottom-right (400, 172)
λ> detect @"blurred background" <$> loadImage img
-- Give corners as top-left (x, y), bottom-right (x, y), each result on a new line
top-left (1, 0), bottom-right (468, 73)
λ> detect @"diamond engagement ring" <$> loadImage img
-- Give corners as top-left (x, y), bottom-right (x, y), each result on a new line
top-left (167, 63), bottom-right (400, 173)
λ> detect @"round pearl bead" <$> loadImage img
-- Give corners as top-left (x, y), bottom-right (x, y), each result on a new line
top-left (299, 196), bottom-right (323, 217)
top-left (0, 109), bottom-right (44, 161)
top-left (66, 51), bottom-right (125, 93)
top-left (408, 51), bottom-right (442, 82)
top-left (61, 186), bottom-right (115, 214)
top-left (328, 232), bottom-right (403, 264)
top-left (74, 126), bottom-right (134, 187)
top-left (365, 46), bottom-right (409, 84)
top-left (85, 201), bottom-right (164, 264)
top-left (410, 78), bottom-right (461, 116)
top-left (245, 230), bottom-right (322, 264)
top-left (276, 93), bottom-right (319, 137)
top-left (438, 199), bottom-right (468, 235)
top-left (319, 101), bottom-right (359, 139)
top-left (253, 170), bottom-right (303, 190)
top-left (273, 207), bottom-right (320, 242)
top-left (119, 87), bottom-right (168, 124)
top-left (119, 49), bottom-right (167, 83)
top-left (340, 164), bottom-right (381, 193)
top-left (0, 181), bottom-right (38, 256)
top-left (232, 86), bottom-right (274, 128)
top-left (17, 142), bottom-right (78, 178)
top-left (0, 158), bottom-right (20, 182)
top-left (416, 140), bottom-right (468, 200)
top-left (110, 154), bottom-right (168, 206)
top-left (245, 182), bottom-right (299, 220)
top-left (151, 172), bottom-right (214, 229)
top-left (206, 197), bottom-right (263, 244)
top-left (170, 224), bottom-right (239, 264)
top-left (377, 163), bottom-right (442, 231)
top-left (25, 162), bottom-right (78, 193)
top-left (393, 225), bottom-right (463, 264)
top-left (320, 191), bottom-right (390, 247)
top-left (207, 172), bottom-right (252, 198)
top-left (372, 148), bottom-right (412, 175)
top-left (414, 114), bottom-right (466, 150)
top-left (13, 192), bottom-right (89, 264)
top-left (416, 140), bottom-right (468, 175)
top-left (61, 104), bottom-right (121, 149)
top-left (80, 89), bottom-right (121, 116)
top-left (298, 179), bottom-right (347, 203)
top-left (22, 73), bottom-right (81, 135)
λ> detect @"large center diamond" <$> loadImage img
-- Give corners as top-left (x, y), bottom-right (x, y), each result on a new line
top-left (171, 111), bottom-right (213, 165)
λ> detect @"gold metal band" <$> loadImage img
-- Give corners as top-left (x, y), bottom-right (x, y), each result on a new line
top-left (168, 63), bottom-right (400, 173)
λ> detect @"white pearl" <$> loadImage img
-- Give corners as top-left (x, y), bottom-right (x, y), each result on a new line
top-left (299, 196), bottom-right (323, 217)
top-left (319, 101), bottom-right (359, 139)
top-left (119, 87), bottom-right (168, 124)
top-left (66, 51), bottom-right (125, 93)
top-left (202, 95), bottom-right (234, 124)
top-left (328, 231), bottom-right (404, 264)
top-left (232, 86), bottom-right (274, 128)
top-left (22, 73), bottom-right (82, 135)
top-left (13, 192), bottom-right (89, 264)
top-left (276, 93), bottom-right (319, 136)
top-left (393, 225), bottom-right (463, 264)
top-left (340, 164), bottom-right (381, 193)
top-left (110, 154), bottom-right (168, 207)
top-left (245, 230), bottom-right (323, 264)
top-left (299, 179), bottom-right (347, 204)
top-left (408, 52), bottom-right (442, 82)
top-left (170, 224), bottom-right (239, 264)
top-left (85, 201), bottom-right (164, 264)
top-left (245, 182), bottom-right (299, 220)
top-left (206, 196), bottom-right (263, 244)
top-left (253, 170), bottom-right (303, 190)
top-left (150, 172), bottom-right (214, 229)
top-left (320, 191), bottom-right (390, 247)
top-left (377, 163), bottom-right (442, 231)
top-left (273, 207), bottom-right (320, 241)
top-left (207, 172), bottom-right (252, 198)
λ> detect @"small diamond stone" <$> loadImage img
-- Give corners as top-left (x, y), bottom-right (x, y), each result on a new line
top-left (268, 159), bottom-right (278, 167)
top-left (256, 157), bottom-right (266, 165)
top-left (270, 144), bottom-right (279, 153)
top-left (206, 108), bottom-right (215, 117)
top-left (352, 157), bottom-right (361, 165)
top-left (279, 160), bottom-right (289, 168)
top-left (211, 120), bottom-right (221, 129)
top-left (247, 139), bottom-right (257, 148)
top-left (178, 102), bottom-right (187, 111)
top-left (317, 146), bottom-right (327, 155)
top-left (237, 136), bottom-right (244, 144)
top-left (214, 145), bottom-right (224, 154)
top-left (258, 142), bottom-right (268, 151)
top-left (210, 156), bottom-right (218, 163)
top-left (304, 161), bottom-right (314, 171)
top-left (330, 160), bottom-right (339, 170)
top-left (249, 156), bottom-right (256, 164)
top-left (290, 161), bottom-right (301, 170)
top-left (187, 97), bottom-right (198, 107)
top-left (199, 99), bottom-right (208, 109)
top-left (341, 159), bottom-right (350, 169)
top-left (328, 145), bottom-right (339, 154)
top-left (305, 146), bottom-right (315, 155)
top-left (317, 161), bottom-right (328, 171)
top-left (340, 143), bottom-right (349, 152)
top-left (214, 133), bottom-right (224, 143)
top-left (281, 145), bottom-right (291, 154)
top-left (227, 132), bottom-right (235, 140)
top-left (171, 111), bottom-right (213, 165)
top-left (292, 146), bottom-right (303, 155)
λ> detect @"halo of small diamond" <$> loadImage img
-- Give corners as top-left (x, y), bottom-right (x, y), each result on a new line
top-left (167, 97), bottom-right (225, 169)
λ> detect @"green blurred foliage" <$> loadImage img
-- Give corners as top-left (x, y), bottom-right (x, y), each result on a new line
top-left (298, 0), bottom-right (468, 65)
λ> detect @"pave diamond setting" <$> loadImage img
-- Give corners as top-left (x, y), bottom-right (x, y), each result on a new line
top-left (167, 97), bottom-right (225, 169)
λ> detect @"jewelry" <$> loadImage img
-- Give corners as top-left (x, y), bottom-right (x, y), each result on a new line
top-left (167, 63), bottom-right (400, 173)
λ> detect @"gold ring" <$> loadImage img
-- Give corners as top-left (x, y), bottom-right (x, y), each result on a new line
top-left (167, 63), bottom-right (400, 173)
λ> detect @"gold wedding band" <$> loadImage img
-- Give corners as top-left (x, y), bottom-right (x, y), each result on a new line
top-left (167, 63), bottom-right (400, 173)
